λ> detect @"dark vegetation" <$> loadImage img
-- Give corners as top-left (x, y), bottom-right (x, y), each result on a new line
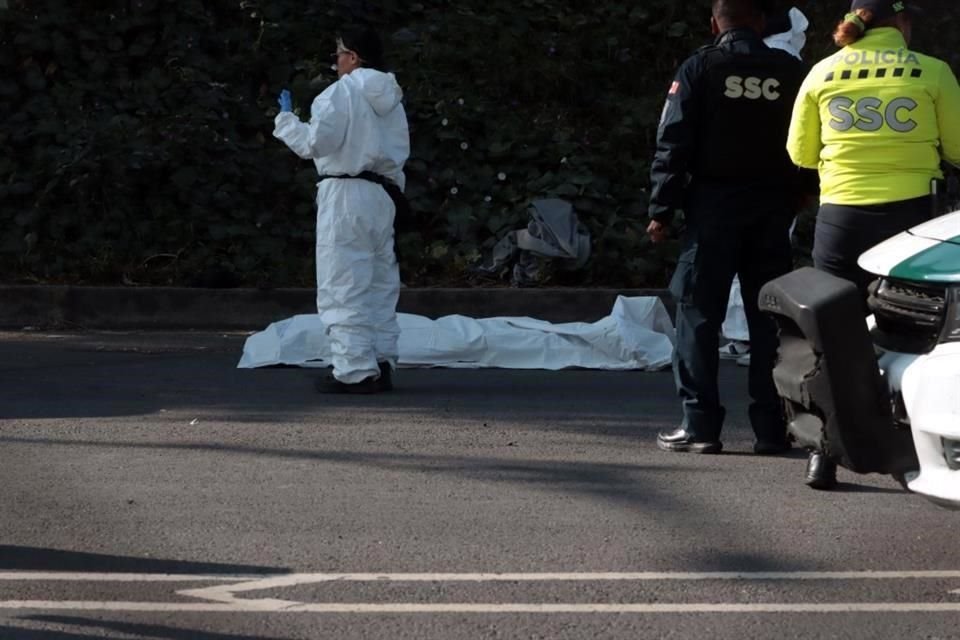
top-left (1, 1), bottom-right (955, 287)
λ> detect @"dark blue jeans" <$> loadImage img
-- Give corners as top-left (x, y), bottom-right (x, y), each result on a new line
top-left (669, 198), bottom-right (794, 442)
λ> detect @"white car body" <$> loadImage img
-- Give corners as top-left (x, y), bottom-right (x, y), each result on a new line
top-left (860, 211), bottom-right (960, 508)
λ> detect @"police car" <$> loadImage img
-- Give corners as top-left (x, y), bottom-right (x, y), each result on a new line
top-left (760, 210), bottom-right (960, 509)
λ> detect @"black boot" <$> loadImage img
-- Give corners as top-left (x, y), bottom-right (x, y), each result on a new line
top-left (315, 373), bottom-right (381, 394)
top-left (805, 451), bottom-right (838, 490)
top-left (377, 361), bottom-right (394, 392)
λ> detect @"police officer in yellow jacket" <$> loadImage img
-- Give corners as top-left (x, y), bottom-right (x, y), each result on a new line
top-left (787, 0), bottom-right (960, 488)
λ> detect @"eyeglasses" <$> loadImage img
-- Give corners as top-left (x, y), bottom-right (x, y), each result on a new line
top-left (331, 49), bottom-right (355, 60)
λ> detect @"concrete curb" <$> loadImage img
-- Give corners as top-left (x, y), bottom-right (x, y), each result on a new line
top-left (0, 285), bottom-right (672, 331)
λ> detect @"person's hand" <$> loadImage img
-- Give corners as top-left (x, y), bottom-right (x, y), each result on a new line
top-left (647, 219), bottom-right (670, 244)
top-left (278, 89), bottom-right (292, 113)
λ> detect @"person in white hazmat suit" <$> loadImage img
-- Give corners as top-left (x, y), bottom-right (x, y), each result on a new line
top-left (719, 6), bottom-right (808, 367)
top-left (274, 27), bottom-right (410, 393)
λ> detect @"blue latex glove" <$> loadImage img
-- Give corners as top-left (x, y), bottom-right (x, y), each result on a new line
top-left (278, 89), bottom-right (292, 113)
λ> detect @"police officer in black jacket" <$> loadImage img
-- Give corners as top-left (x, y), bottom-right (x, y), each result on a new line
top-left (648, 0), bottom-right (811, 455)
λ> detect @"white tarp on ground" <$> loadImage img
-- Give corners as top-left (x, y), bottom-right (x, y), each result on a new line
top-left (238, 295), bottom-right (675, 371)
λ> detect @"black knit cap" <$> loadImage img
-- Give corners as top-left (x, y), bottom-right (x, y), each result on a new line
top-left (337, 25), bottom-right (386, 71)
top-left (850, 0), bottom-right (920, 21)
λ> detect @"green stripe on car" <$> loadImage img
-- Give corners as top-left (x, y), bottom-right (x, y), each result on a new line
top-left (889, 235), bottom-right (960, 283)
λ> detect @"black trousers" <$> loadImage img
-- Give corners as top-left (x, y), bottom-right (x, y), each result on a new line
top-left (669, 190), bottom-right (794, 442)
top-left (812, 197), bottom-right (931, 303)
top-left (808, 197), bottom-right (931, 467)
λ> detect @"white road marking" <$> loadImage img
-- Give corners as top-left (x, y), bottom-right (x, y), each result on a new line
top-left (5, 570), bottom-right (960, 585)
top-left (183, 570), bottom-right (960, 585)
top-left (0, 571), bottom-right (958, 615)
top-left (0, 572), bottom-right (251, 582)
top-left (0, 602), bottom-right (244, 612)
top-left (0, 601), bottom-right (960, 614)
top-left (177, 570), bottom-right (960, 606)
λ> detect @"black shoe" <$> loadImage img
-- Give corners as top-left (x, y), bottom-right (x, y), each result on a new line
top-left (805, 452), bottom-right (838, 490)
top-left (754, 439), bottom-right (792, 456)
top-left (315, 373), bottom-right (381, 394)
top-left (656, 427), bottom-right (722, 454)
top-left (378, 361), bottom-right (394, 392)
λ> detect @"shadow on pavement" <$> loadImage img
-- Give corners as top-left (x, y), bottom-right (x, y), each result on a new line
top-left (22, 616), bottom-right (293, 640)
top-left (0, 436), bottom-right (688, 510)
top-left (828, 482), bottom-right (904, 495)
top-left (681, 550), bottom-right (818, 573)
top-left (0, 545), bottom-right (287, 575)
top-left (0, 626), bottom-right (100, 640)
top-left (0, 337), bottom-right (680, 432)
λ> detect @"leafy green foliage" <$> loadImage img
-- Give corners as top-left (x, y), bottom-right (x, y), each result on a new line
top-left (1, 1), bottom-right (957, 286)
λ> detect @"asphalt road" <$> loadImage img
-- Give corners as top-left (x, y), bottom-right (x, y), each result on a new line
top-left (1, 330), bottom-right (958, 640)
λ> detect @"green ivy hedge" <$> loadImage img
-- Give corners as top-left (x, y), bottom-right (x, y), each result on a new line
top-left (1, 1), bottom-right (957, 287)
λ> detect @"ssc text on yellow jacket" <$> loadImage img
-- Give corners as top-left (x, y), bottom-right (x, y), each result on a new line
top-left (787, 27), bottom-right (960, 205)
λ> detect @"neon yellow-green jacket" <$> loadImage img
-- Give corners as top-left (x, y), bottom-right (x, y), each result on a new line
top-left (787, 28), bottom-right (960, 205)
